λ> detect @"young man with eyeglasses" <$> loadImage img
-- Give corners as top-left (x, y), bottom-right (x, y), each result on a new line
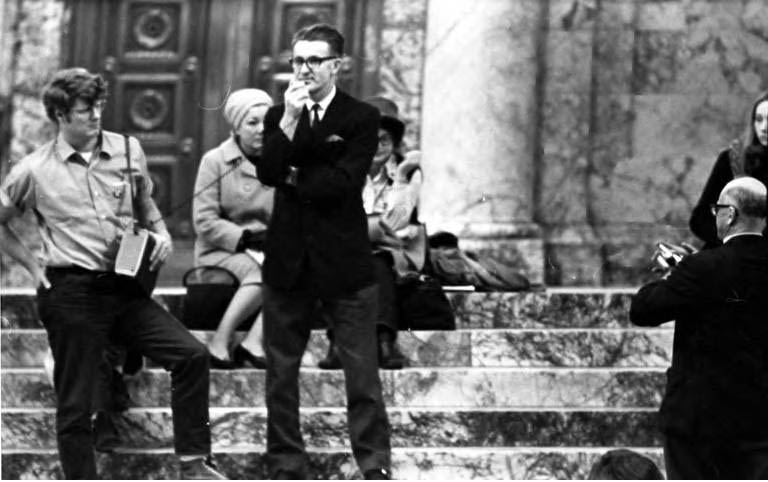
top-left (630, 176), bottom-right (768, 479)
top-left (252, 24), bottom-right (392, 479)
top-left (0, 68), bottom-right (225, 479)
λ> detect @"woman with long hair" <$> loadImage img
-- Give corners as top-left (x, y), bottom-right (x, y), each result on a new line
top-left (690, 91), bottom-right (768, 247)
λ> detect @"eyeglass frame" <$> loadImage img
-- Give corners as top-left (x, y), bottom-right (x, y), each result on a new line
top-left (71, 99), bottom-right (106, 118)
top-left (709, 203), bottom-right (738, 217)
top-left (377, 133), bottom-right (394, 146)
top-left (289, 55), bottom-right (339, 72)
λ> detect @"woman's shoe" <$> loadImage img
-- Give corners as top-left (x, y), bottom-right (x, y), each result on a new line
top-left (208, 352), bottom-right (236, 369)
top-left (233, 344), bottom-right (266, 369)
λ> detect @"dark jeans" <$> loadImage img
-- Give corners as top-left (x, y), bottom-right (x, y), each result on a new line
top-left (664, 433), bottom-right (768, 479)
top-left (263, 282), bottom-right (391, 478)
top-left (38, 268), bottom-right (212, 479)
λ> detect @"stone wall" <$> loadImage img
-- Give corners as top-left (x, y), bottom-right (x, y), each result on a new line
top-left (540, 0), bottom-right (768, 285)
top-left (418, 0), bottom-right (768, 286)
top-left (0, 0), bottom-right (64, 287)
top-left (3, 0), bottom-right (768, 287)
top-left (377, 0), bottom-right (427, 150)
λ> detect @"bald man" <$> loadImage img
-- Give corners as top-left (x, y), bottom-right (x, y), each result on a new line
top-left (631, 176), bottom-right (768, 479)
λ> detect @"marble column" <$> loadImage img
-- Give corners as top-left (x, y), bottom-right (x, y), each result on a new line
top-left (420, 0), bottom-right (544, 284)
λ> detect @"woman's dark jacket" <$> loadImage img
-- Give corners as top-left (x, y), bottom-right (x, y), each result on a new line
top-left (689, 145), bottom-right (768, 247)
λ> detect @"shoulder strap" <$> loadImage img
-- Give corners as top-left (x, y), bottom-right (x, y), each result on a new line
top-left (124, 135), bottom-right (140, 233)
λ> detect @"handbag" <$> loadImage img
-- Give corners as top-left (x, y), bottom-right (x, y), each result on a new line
top-left (396, 272), bottom-right (455, 331)
top-left (181, 265), bottom-right (256, 330)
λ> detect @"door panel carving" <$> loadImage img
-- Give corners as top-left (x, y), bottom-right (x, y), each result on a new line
top-left (66, 0), bottom-right (379, 238)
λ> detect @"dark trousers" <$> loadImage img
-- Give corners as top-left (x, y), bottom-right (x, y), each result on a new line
top-left (664, 433), bottom-right (768, 479)
top-left (263, 282), bottom-right (391, 478)
top-left (37, 268), bottom-right (212, 479)
top-left (327, 254), bottom-right (399, 341)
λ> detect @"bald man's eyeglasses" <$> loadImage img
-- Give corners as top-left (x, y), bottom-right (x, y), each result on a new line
top-left (710, 203), bottom-right (737, 216)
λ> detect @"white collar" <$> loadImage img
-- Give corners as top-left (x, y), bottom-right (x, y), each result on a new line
top-left (723, 231), bottom-right (764, 243)
top-left (305, 85), bottom-right (336, 120)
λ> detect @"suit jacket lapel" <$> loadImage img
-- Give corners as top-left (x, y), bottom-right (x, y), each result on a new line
top-left (315, 90), bottom-right (348, 140)
top-left (294, 105), bottom-right (313, 145)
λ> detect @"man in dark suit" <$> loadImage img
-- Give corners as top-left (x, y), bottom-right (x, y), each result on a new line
top-left (630, 176), bottom-right (768, 479)
top-left (253, 24), bottom-right (391, 480)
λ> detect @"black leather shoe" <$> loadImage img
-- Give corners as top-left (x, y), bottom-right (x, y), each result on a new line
top-left (93, 411), bottom-right (121, 453)
top-left (232, 344), bottom-right (266, 369)
top-left (208, 352), bottom-right (236, 370)
top-left (179, 455), bottom-right (227, 479)
top-left (378, 332), bottom-right (406, 370)
top-left (318, 339), bottom-right (342, 369)
top-left (363, 467), bottom-right (392, 480)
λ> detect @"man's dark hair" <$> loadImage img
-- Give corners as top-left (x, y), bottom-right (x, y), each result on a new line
top-left (292, 23), bottom-right (344, 56)
top-left (42, 68), bottom-right (107, 123)
top-left (588, 449), bottom-right (664, 480)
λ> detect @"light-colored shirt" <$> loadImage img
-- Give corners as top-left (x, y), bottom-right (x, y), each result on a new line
top-left (0, 130), bottom-right (159, 270)
top-left (192, 136), bottom-right (274, 265)
top-left (304, 85), bottom-right (336, 122)
top-left (723, 231), bottom-right (764, 244)
top-left (362, 155), bottom-right (422, 232)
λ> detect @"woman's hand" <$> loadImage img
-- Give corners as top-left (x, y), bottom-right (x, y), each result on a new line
top-left (395, 150), bottom-right (421, 183)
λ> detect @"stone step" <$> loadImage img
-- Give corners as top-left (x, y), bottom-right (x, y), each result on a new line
top-left (1, 327), bottom-right (672, 369)
top-left (2, 407), bottom-right (662, 451)
top-left (1, 288), bottom-right (640, 329)
top-left (2, 367), bottom-right (664, 409)
top-left (1, 447), bottom-right (665, 480)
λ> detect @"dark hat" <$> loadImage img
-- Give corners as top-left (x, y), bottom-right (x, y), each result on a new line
top-left (364, 96), bottom-right (405, 145)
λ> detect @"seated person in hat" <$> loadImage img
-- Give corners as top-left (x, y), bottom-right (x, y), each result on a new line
top-left (318, 96), bottom-right (422, 370)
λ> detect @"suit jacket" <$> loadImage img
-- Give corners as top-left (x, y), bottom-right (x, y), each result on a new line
top-left (255, 89), bottom-right (379, 296)
top-left (630, 235), bottom-right (768, 441)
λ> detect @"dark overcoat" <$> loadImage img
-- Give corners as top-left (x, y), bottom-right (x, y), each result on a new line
top-left (630, 235), bottom-right (768, 441)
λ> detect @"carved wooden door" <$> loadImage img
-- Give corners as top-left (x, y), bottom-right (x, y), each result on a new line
top-left (66, 0), bottom-right (208, 237)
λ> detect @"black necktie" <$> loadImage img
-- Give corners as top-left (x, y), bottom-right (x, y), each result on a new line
top-left (310, 104), bottom-right (321, 130)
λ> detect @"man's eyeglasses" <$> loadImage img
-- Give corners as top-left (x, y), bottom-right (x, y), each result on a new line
top-left (710, 203), bottom-right (737, 216)
top-left (72, 100), bottom-right (106, 117)
top-left (289, 56), bottom-right (338, 71)
top-left (378, 134), bottom-right (393, 146)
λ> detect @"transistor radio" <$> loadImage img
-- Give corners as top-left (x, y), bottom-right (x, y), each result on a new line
top-left (115, 222), bottom-right (157, 295)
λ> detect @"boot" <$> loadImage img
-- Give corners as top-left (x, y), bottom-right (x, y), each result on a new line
top-left (378, 331), bottom-right (406, 369)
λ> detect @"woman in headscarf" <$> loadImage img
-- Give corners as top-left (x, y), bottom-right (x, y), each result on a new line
top-left (192, 88), bottom-right (274, 368)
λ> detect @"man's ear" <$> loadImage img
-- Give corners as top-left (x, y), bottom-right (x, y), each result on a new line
top-left (728, 206), bottom-right (738, 225)
top-left (330, 56), bottom-right (343, 75)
